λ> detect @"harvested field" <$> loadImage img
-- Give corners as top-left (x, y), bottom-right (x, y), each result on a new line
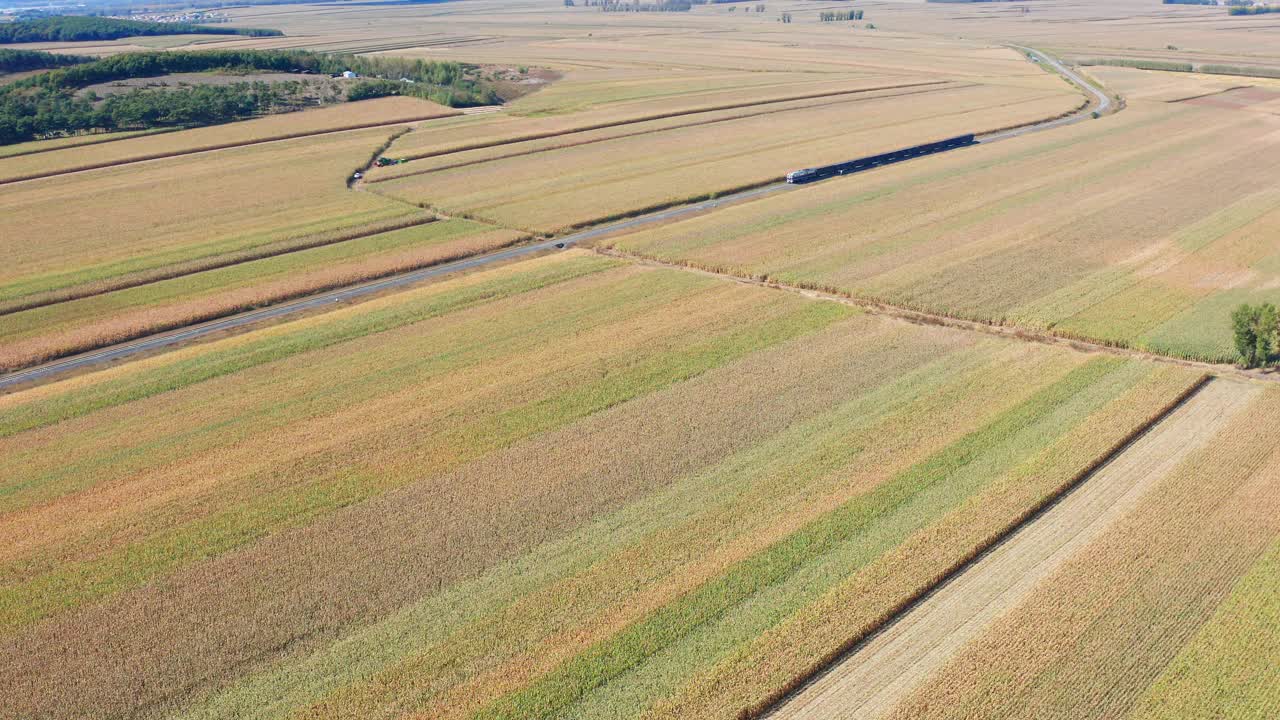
top-left (881, 384), bottom-right (1280, 720)
top-left (768, 379), bottom-right (1258, 720)
top-left (0, 96), bottom-right (455, 184)
top-left (371, 78), bottom-right (955, 171)
top-left (371, 83), bottom-right (1080, 233)
top-left (0, 129), bottom-right (170, 159)
top-left (0, 251), bottom-right (1201, 720)
top-left (0, 125), bottom-right (419, 313)
top-left (1085, 66), bottom-right (1280, 104)
top-left (0, 219), bottom-right (526, 371)
top-left (602, 98), bottom-right (1280, 363)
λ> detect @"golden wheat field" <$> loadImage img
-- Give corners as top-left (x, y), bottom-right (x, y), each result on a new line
top-left (0, 219), bottom-right (525, 371)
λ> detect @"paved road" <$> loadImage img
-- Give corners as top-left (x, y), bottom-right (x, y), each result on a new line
top-left (0, 184), bottom-right (788, 392)
top-left (0, 49), bottom-right (1107, 392)
top-left (980, 46), bottom-right (1111, 143)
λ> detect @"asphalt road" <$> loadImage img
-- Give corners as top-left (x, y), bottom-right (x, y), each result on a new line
top-left (0, 48), bottom-right (1109, 392)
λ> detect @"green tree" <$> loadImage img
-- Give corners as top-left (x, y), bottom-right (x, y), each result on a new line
top-left (1232, 303), bottom-right (1278, 368)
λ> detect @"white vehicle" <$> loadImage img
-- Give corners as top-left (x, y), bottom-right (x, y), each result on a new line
top-left (786, 168), bottom-right (818, 184)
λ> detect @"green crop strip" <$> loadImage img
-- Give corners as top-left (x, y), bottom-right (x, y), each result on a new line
top-left (473, 357), bottom-right (1134, 720)
top-left (0, 296), bottom-right (850, 631)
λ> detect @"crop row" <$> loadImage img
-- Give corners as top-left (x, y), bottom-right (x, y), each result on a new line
top-left (0, 125), bottom-right (417, 307)
top-left (2, 251), bottom-right (1210, 720)
top-left (600, 99), bottom-right (1280, 363)
top-left (885, 388), bottom-right (1280, 719)
top-left (0, 95), bottom-right (455, 185)
top-left (0, 220), bottom-right (526, 372)
top-left (373, 84), bottom-right (1079, 233)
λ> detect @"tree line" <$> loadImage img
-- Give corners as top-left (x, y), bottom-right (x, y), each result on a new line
top-left (0, 50), bottom-right (499, 145)
top-left (0, 49), bottom-right (93, 74)
top-left (590, 0), bottom-right (695, 11)
top-left (0, 16), bottom-right (282, 43)
top-left (1228, 5), bottom-right (1279, 14)
top-left (14, 50), bottom-right (471, 92)
top-left (819, 9), bottom-right (864, 20)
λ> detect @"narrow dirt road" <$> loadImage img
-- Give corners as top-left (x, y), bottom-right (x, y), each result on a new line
top-left (766, 378), bottom-right (1258, 720)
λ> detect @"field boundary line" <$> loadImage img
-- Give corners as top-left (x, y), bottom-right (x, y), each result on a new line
top-left (0, 112), bottom-right (459, 187)
top-left (593, 248), bottom-right (1270, 383)
top-left (387, 80), bottom-right (957, 163)
top-left (0, 214), bottom-right (439, 318)
top-left (365, 83), bottom-right (973, 184)
top-left (749, 372), bottom-right (1215, 719)
top-left (0, 231), bottom-right (533, 377)
top-left (0, 127), bottom-right (180, 161)
top-left (1168, 85), bottom-right (1256, 103)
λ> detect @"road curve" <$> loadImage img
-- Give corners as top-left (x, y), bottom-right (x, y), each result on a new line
top-left (0, 49), bottom-right (1106, 391)
top-left (980, 46), bottom-right (1111, 143)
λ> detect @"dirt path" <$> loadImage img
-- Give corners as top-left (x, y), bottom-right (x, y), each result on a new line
top-left (765, 378), bottom-right (1259, 720)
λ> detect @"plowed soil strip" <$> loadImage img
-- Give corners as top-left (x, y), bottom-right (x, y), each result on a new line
top-left (766, 378), bottom-right (1258, 720)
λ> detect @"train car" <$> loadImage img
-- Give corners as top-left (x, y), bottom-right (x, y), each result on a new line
top-left (786, 134), bottom-right (976, 184)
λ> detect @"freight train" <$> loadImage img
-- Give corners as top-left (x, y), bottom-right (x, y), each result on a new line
top-left (785, 134), bottom-right (977, 184)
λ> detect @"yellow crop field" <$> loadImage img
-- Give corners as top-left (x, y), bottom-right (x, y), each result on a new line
top-left (0, 96), bottom-right (455, 183)
top-left (0, 128), bottom-right (168, 159)
top-left (0, 250), bottom-right (1204, 720)
top-left (0, 125), bottom-right (419, 316)
top-left (0, 219), bottom-right (525, 371)
top-left (604, 94), bottom-right (1280, 363)
top-left (3, 2), bottom-right (1275, 718)
top-left (859, 0), bottom-right (1280, 71)
top-left (882, 385), bottom-right (1280, 720)
top-left (377, 76), bottom-right (941, 164)
top-left (372, 82), bottom-right (1080, 233)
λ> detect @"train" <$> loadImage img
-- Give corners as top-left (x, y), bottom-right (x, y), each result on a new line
top-left (785, 134), bottom-right (977, 184)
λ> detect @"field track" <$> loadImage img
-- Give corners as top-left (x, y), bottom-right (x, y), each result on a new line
top-left (766, 377), bottom-right (1258, 720)
top-left (0, 49), bottom-right (1111, 389)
